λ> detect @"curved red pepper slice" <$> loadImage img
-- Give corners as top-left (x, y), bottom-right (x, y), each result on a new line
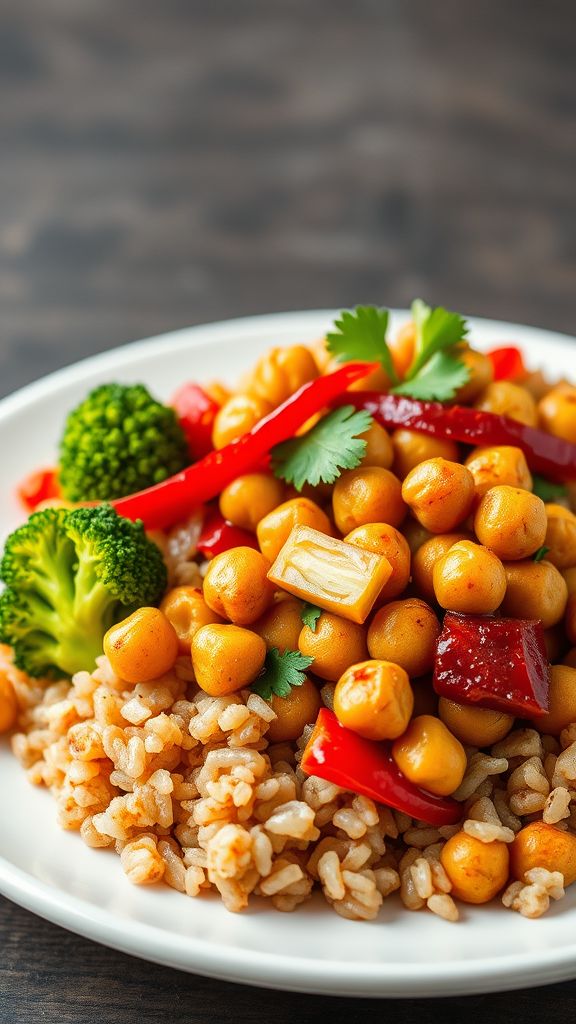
top-left (339, 392), bottom-right (576, 482)
top-left (112, 362), bottom-right (377, 530)
top-left (487, 346), bottom-right (527, 382)
top-left (17, 467), bottom-right (61, 511)
top-left (198, 510), bottom-right (258, 558)
top-left (301, 708), bottom-right (462, 827)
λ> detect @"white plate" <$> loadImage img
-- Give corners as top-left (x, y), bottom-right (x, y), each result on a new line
top-left (1, 310), bottom-right (575, 998)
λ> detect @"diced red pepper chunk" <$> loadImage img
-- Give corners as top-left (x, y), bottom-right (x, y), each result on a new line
top-left (197, 509), bottom-right (259, 559)
top-left (433, 612), bottom-right (550, 718)
top-left (17, 467), bottom-right (61, 511)
top-left (487, 346), bottom-right (527, 382)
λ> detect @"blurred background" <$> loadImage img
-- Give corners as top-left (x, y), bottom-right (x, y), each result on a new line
top-left (1, 0), bottom-right (575, 402)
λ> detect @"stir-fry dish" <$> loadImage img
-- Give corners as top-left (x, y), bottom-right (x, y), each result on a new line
top-left (2, 302), bottom-right (576, 923)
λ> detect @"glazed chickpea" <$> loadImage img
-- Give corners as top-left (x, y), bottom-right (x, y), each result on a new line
top-left (388, 321), bottom-right (416, 379)
top-left (219, 473), bottom-right (286, 532)
top-left (191, 623), bottom-right (266, 695)
top-left (563, 566), bottom-right (576, 596)
top-left (309, 337), bottom-right (332, 374)
top-left (411, 532), bottom-right (472, 603)
top-left (391, 715), bottom-right (466, 796)
top-left (345, 523), bottom-right (411, 602)
top-left (267, 676), bottom-right (322, 743)
top-left (464, 446), bottom-right (533, 498)
top-left (438, 698), bottom-right (514, 747)
top-left (358, 421), bottom-right (394, 469)
top-left (333, 467), bottom-right (406, 534)
top-left (538, 384), bottom-right (576, 443)
top-left (536, 665), bottom-right (576, 735)
top-left (333, 660), bottom-right (414, 741)
top-left (474, 486), bottom-right (547, 561)
top-left (203, 547), bottom-right (275, 625)
top-left (543, 504), bottom-right (576, 569)
top-left (254, 598), bottom-right (304, 652)
top-left (257, 497), bottom-right (332, 564)
top-left (103, 608), bottom-right (179, 683)
top-left (566, 595), bottom-right (576, 646)
top-left (474, 381), bottom-right (537, 426)
top-left (401, 518), bottom-right (431, 555)
top-left (298, 612), bottom-right (368, 682)
top-left (401, 459), bottom-right (475, 533)
top-left (433, 540), bottom-right (507, 614)
top-left (501, 560), bottom-right (568, 628)
top-left (392, 429), bottom-right (459, 480)
top-left (247, 345), bottom-right (318, 407)
top-left (510, 822), bottom-right (576, 887)
top-left (453, 347), bottom-right (494, 404)
top-left (440, 833), bottom-right (509, 904)
top-left (212, 393), bottom-right (274, 449)
top-left (367, 599), bottom-right (440, 678)
top-left (160, 586), bottom-right (224, 654)
top-left (0, 673), bottom-right (18, 733)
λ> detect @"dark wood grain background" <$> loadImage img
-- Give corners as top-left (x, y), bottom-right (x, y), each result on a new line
top-left (1, 1), bottom-right (575, 1020)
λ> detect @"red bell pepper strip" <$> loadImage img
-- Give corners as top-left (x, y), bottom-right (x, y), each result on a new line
top-left (301, 708), bottom-right (462, 827)
top-left (487, 346), bottom-right (527, 382)
top-left (17, 467), bottom-right (61, 511)
top-left (112, 362), bottom-right (377, 530)
top-left (338, 392), bottom-right (576, 482)
top-left (171, 382), bottom-right (220, 460)
top-left (198, 510), bottom-right (258, 558)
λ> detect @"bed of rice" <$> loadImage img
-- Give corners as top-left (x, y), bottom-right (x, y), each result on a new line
top-left (3, 640), bottom-right (576, 924)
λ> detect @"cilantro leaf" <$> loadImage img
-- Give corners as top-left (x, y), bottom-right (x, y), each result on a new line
top-left (532, 475), bottom-right (569, 502)
top-left (407, 299), bottom-right (468, 378)
top-left (392, 350), bottom-right (470, 402)
top-left (301, 603), bottom-right (322, 631)
top-left (251, 648), bottom-right (314, 700)
top-left (533, 546), bottom-right (550, 563)
top-left (326, 306), bottom-right (398, 385)
top-left (271, 405), bottom-right (373, 491)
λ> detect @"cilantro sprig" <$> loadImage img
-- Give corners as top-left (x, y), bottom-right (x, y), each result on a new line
top-left (327, 307), bottom-right (398, 385)
top-left (532, 475), bottom-right (569, 503)
top-left (271, 405), bottom-right (373, 492)
top-left (533, 546), bottom-right (550, 563)
top-left (301, 603), bottom-right (322, 631)
top-left (251, 648), bottom-right (314, 700)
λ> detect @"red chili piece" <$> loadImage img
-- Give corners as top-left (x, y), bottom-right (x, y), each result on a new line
top-left (112, 362), bottom-right (377, 530)
top-left (197, 510), bottom-right (258, 558)
top-left (487, 346), bottom-right (527, 382)
top-left (171, 382), bottom-right (220, 460)
top-left (17, 467), bottom-right (61, 511)
top-left (301, 708), bottom-right (462, 827)
top-left (433, 612), bottom-right (550, 719)
top-left (339, 392), bottom-right (576, 482)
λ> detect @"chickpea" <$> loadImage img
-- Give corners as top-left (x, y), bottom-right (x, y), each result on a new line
top-left (247, 345), bottom-right (318, 407)
top-left (103, 608), bottom-right (179, 683)
top-left (212, 393), bottom-right (274, 449)
top-left (391, 715), bottom-right (467, 796)
top-left (345, 522), bottom-right (411, 602)
top-left (510, 822), bottom-right (576, 886)
top-left (348, 363), bottom-right (391, 392)
top-left (543, 504), bottom-right (576, 569)
top-left (566, 595), bottom-right (576, 646)
top-left (254, 598), bottom-right (304, 652)
top-left (538, 384), bottom-right (576, 443)
top-left (402, 519), bottom-right (432, 555)
top-left (333, 659), bottom-right (413, 741)
top-left (257, 497), bottom-right (332, 563)
top-left (309, 337), bottom-right (332, 374)
top-left (267, 676), bottom-right (322, 743)
top-left (464, 446), bottom-right (533, 498)
top-left (438, 698), bottom-right (514, 747)
top-left (367, 599), bottom-right (440, 678)
top-left (401, 459), bottom-right (475, 533)
top-left (501, 560), bottom-right (568, 628)
top-left (474, 486), bottom-right (547, 561)
top-left (0, 673), bottom-right (18, 733)
top-left (475, 380), bottom-right (538, 427)
top-left (298, 612), bottom-right (368, 682)
top-left (389, 321), bottom-right (416, 379)
top-left (563, 567), bottom-right (576, 596)
top-left (433, 540), bottom-right (507, 614)
top-left (333, 468), bottom-right (406, 534)
top-left (219, 473), bottom-right (285, 532)
top-left (358, 421), bottom-right (394, 469)
top-left (453, 347), bottom-right (494, 404)
top-left (440, 833), bottom-right (509, 904)
top-left (536, 665), bottom-right (576, 735)
top-left (411, 677), bottom-right (438, 717)
top-left (160, 586), bottom-right (224, 654)
top-left (392, 429), bottom-right (459, 480)
top-left (411, 532), bottom-right (472, 603)
top-left (191, 623), bottom-right (266, 695)
top-left (203, 547), bottom-right (275, 626)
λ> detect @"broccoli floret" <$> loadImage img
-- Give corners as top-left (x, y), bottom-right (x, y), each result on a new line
top-left (0, 504), bottom-right (167, 678)
top-left (59, 383), bottom-right (189, 502)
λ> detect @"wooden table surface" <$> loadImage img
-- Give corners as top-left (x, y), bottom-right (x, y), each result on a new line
top-left (1, 1), bottom-right (575, 1019)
